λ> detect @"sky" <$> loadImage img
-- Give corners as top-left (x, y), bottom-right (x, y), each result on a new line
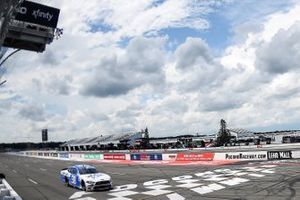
top-left (1, 0), bottom-right (300, 142)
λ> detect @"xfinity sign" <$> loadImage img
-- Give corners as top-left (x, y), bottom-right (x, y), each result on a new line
top-left (15, 0), bottom-right (60, 28)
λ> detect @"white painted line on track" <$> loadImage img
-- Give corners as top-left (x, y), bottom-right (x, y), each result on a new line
top-left (109, 172), bottom-right (126, 176)
top-left (12, 170), bottom-right (17, 174)
top-left (167, 193), bottom-right (186, 200)
top-left (28, 178), bottom-right (38, 185)
top-left (69, 191), bottom-right (93, 199)
top-left (40, 168), bottom-right (47, 171)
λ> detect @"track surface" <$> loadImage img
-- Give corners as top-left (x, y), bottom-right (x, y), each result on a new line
top-left (0, 154), bottom-right (300, 200)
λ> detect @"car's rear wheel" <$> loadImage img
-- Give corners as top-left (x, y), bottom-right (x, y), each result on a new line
top-left (65, 177), bottom-right (69, 187)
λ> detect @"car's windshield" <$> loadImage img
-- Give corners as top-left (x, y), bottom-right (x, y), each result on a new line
top-left (79, 167), bottom-right (97, 174)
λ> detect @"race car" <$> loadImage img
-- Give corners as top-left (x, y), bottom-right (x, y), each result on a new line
top-left (60, 164), bottom-right (113, 191)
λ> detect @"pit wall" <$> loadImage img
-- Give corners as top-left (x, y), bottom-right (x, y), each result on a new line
top-left (12, 149), bottom-right (300, 162)
top-left (0, 178), bottom-right (22, 200)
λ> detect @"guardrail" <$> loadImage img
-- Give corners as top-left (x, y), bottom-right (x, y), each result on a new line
top-left (0, 175), bottom-right (22, 200)
top-left (10, 147), bottom-right (300, 163)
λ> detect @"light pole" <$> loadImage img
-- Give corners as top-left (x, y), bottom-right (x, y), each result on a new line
top-left (0, 0), bottom-right (24, 45)
top-left (0, 48), bottom-right (21, 86)
top-left (0, 80), bottom-right (6, 86)
top-left (0, 48), bottom-right (20, 67)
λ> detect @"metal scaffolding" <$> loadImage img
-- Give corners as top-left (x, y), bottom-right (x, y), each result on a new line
top-left (0, 0), bottom-right (23, 45)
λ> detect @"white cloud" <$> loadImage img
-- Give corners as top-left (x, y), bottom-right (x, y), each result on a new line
top-left (1, 0), bottom-right (300, 142)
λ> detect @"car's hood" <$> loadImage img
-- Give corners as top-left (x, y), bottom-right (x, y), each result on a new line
top-left (80, 173), bottom-right (111, 182)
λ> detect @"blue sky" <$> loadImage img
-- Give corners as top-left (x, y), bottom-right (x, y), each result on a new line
top-left (160, 0), bottom-right (295, 54)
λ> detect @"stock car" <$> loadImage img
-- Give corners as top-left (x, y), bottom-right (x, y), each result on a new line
top-left (60, 164), bottom-right (113, 191)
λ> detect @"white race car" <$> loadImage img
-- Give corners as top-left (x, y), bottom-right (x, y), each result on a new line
top-left (60, 164), bottom-right (113, 191)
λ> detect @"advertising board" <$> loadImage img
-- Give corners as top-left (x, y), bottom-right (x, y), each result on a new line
top-left (149, 154), bottom-right (162, 160)
top-left (214, 151), bottom-right (267, 161)
top-left (130, 154), bottom-right (141, 160)
top-left (42, 129), bottom-right (48, 142)
top-left (162, 154), bottom-right (177, 161)
top-left (84, 153), bottom-right (102, 160)
top-left (43, 153), bottom-right (49, 157)
top-left (104, 154), bottom-right (126, 160)
top-left (15, 0), bottom-right (60, 28)
top-left (51, 153), bottom-right (58, 157)
top-left (176, 153), bottom-right (214, 161)
top-left (267, 151), bottom-right (292, 160)
top-left (292, 150), bottom-right (300, 159)
top-left (130, 154), bottom-right (163, 161)
top-left (59, 153), bottom-right (69, 159)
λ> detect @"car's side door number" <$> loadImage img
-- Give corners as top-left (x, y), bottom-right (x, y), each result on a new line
top-left (71, 174), bottom-right (76, 185)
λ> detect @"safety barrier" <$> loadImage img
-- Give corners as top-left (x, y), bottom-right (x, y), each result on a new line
top-left (0, 176), bottom-right (22, 200)
top-left (10, 149), bottom-right (300, 163)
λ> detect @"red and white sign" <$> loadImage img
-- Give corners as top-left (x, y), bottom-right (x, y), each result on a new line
top-left (176, 153), bottom-right (214, 161)
top-left (140, 154), bottom-right (150, 161)
top-left (104, 154), bottom-right (126, 160)
top-left (162, 154), bottom-right (177, 161)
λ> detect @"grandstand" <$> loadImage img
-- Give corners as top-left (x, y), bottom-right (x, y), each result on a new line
top-left (60, 133), bottom-right (216, 151)
top-left (255, 130), bottom-right (300, 143)
top-left (228, 128), bottom-right (300, 144)
top-left (60, 132), bottom-right (143, 151)
top-left (59, 128), bottom-right (300, 151)
top-left (149, 134), bottom-right (215, 148)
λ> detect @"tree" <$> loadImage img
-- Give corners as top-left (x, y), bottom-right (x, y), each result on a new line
top-left (215, 119), bottom-right (231, 146)
top-left (141, 127), bottom-right (150, 149)
top-left (144, 127), bottom-right (149, 140)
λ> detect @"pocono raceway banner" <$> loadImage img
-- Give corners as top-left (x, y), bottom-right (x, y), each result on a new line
top-left (214, 151), bottom-right (268, 161)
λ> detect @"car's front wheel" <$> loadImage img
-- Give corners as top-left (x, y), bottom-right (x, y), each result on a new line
top-left (81, 181), bottom-right (87, 191)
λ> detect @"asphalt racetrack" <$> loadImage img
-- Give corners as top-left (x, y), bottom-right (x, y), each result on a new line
top-left (0, 154), bottom-right (300, 200)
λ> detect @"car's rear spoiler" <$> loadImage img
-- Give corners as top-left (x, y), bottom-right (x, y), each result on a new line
top-left (61, 168), bottom-right (67, 171)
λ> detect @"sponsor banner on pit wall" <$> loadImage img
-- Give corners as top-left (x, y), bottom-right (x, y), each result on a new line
top-left (69, 153), bottom-right (83, 159)
top-left (130, 154), bottom-right (163, 161)
top-left (84, 153), bottom-right (102, 160)
top-left (176, 152), bottom-right (214, 161)
top-left (104, 154), bottom-right (126, 160)
top-left (214, 151), bottom-right (267, 161)
top-left (149, 154), bottom-right (162, 160)
top-left (59, 153), bottom-right (69, 159)
top-left (130, 154), bottom-right (141, 160)
top-left (51, 153), bottom-right (58, 157)
top-left (267, 151), bottom-right (292, 160)
top-left (292, 150), bottom-right (300, 159)
top-left (162, 154), bottom-right (177, 161)
top-left (43, 153), bottom-right (50, 157)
